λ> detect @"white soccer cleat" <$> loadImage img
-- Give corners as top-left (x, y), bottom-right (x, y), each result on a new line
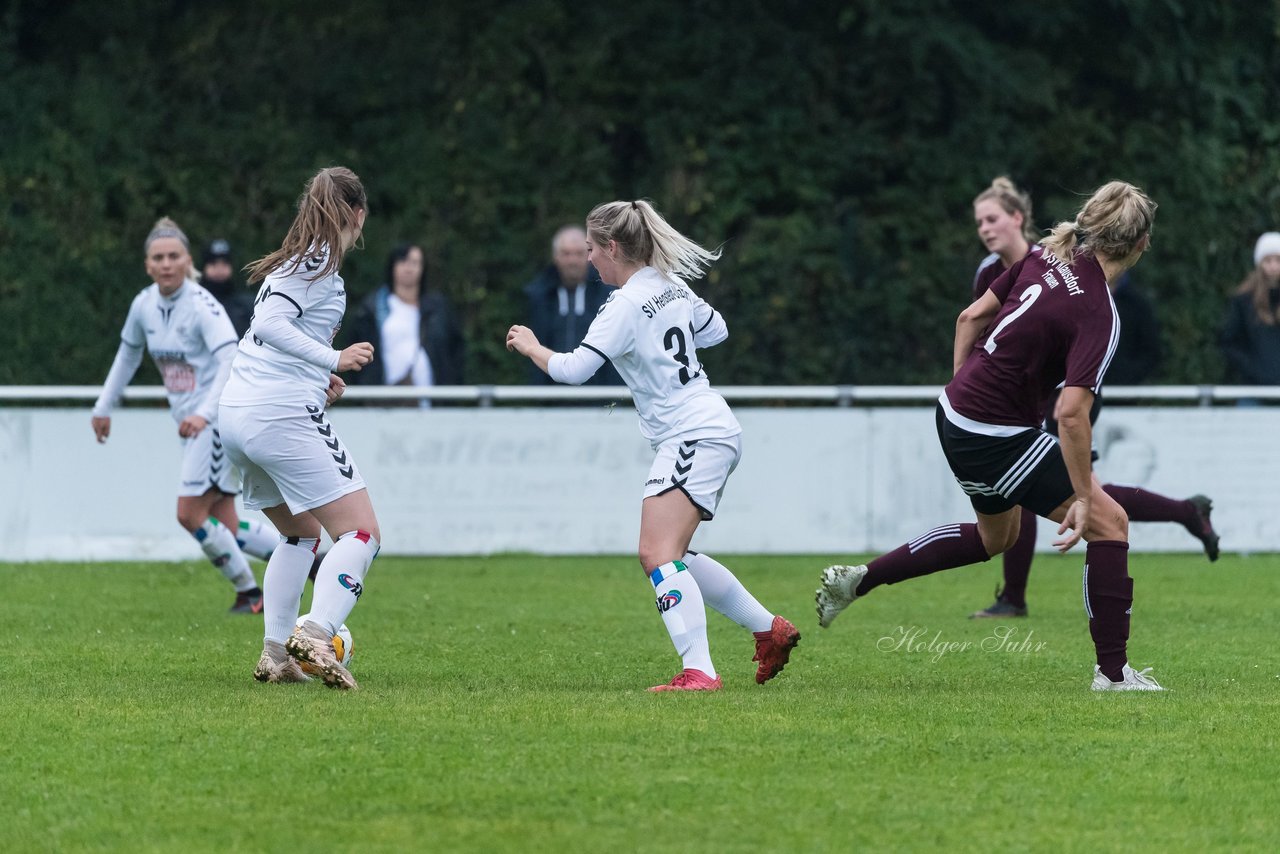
top-left (1091, 664), bottom-right (1165, 692)
top-left (286, 620), bottom-right (359, 690)
top-left (253, 641), bottom-right (312, 684)
top-left (815, 564), bottom-right (868, 628)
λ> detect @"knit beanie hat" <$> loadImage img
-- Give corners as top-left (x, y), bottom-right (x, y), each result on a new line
top-left (1255, 232), bottom-right (1280, 266)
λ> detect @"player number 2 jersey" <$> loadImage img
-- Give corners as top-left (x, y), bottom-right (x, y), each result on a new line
top-left (946, 249), bottom-right (1119, 430)
top-left (574, 266), bottom-right (740, 445)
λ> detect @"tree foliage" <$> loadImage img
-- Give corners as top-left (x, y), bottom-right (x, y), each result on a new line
top-left (2, 0), bottom-right (1277, 385)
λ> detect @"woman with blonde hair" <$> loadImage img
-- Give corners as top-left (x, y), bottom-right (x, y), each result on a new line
top-left (507, 199), bottom-right (800, 692)
top-left (966, 178), bottom-right (1217, 621)
top-left (92, 216), bottom-right (268, 613)
top-left (219, 166), bottom-right (378, 689)
top-left (818, 181), bottom-right (1167, 691)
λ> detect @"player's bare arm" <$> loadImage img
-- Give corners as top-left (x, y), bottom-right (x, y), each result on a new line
top-left (1053, 385), bottom-right (1097, 551)
top-left (953, 290), bottom-right (1001, 374)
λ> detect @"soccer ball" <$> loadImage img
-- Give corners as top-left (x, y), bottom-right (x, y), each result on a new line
top-left (295, 614), bottom-right (353, 668)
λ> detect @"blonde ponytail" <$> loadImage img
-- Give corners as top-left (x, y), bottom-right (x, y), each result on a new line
top-left (586, 199), bottom-right (721, 283)
top-left (1041, 181), bottom-right (1156, 266)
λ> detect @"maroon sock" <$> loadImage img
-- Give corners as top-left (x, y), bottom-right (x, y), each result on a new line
top-left (857, 523), bottom-right (991, 596)
top-left (999, 507), bottom-right (1037, 607)
top-left (1102, 484), bottom-right (1195, 528)
top-left (1083, 540), bottom-right (1133, 682)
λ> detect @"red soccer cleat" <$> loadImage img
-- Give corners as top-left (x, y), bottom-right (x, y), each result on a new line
top-left (648, 669), bottom-right (723, 692)
top-left (752, 615), bottom-right (801, 684)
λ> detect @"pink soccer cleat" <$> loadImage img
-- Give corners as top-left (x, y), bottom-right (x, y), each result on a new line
top-left (752, 615), bottom-right (801, 684)
top-left (648, 669), bottom-right (723, 692)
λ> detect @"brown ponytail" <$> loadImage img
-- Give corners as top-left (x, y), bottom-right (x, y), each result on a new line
top-left (245, 167), bottom-right (367, 283)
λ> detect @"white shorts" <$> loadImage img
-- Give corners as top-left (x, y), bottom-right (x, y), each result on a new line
top-left (177, 424), bottom-right (240, 498)
top-left (642, 434), bottom-right (742, 520)
top-left (218, 401), bottom-right (367, 514)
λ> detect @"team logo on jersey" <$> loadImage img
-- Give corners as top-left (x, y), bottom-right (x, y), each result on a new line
top-left (655, 590), bottom-right (683, 613)
top-left (338, 573), bottom-right (364, 599)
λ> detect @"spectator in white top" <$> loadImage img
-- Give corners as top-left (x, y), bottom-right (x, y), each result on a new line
top-left (347, 242), bottom-right (465, 403)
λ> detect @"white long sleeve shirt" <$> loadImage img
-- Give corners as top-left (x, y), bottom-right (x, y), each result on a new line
top-left (548, 266), bottom-right (738, 446)
top-left (93, 279), bottom-right (239, 423)
top-left (220, 247), bottom-right (347, 409)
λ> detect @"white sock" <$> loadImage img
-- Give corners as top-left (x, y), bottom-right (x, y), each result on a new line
top-left (683, 551), bottom-right (774, 633)
top-left (263, 536), bottom-right (319, 643)
top-left (652, 560), bottom-right (715, 677)
top-left (309, 530), bottom-right (379, 635)
top-left (235, 518), bottom-right (282, 561)
top-left (194, 519), bottom-right (257, 592)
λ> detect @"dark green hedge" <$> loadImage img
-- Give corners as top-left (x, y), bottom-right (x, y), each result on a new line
top-left (2, 0), bottom-right (1277, 386)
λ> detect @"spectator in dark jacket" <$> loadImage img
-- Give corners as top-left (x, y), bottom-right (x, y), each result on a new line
top-left (346, 243), bottom-right (465, 401)
top-left (523, 225), bottom-right (622, 385)
top-left (1221, 231), bottom-right (1280, 385)
top-left (200, 239), bottom-right (254, 337)
top-left (1106, 272), bottom-right (1162, 384)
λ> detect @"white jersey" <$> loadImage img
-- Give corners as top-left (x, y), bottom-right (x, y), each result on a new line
top-left (220, 247), bottom-right (346, 409)
top-left (552, 266), bottom-right (740, 445)
top-left (93, 279), bottom-right (239, 423)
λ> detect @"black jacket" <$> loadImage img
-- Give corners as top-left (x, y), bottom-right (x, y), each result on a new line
top-left (522, 265), bottom-right (622, 385)
top-left (345, 285), bottom-right (466, 386)
top-left (202, 276), bottom-right (255, 338)
top-left (1107, 274), bottom-right (1162, 384)
top-left (1221, 287), bottom-right (1280, 384)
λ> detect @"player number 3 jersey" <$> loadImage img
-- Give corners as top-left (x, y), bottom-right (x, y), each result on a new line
top-left (551, 266), bottom-right (740, 445)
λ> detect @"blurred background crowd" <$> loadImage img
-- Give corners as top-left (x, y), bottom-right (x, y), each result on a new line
top-left (1, 1), bottom-right (1277, 389)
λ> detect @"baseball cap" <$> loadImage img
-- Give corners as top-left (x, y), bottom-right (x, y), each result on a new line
top-left (201, 239), bottom-right (232, 267)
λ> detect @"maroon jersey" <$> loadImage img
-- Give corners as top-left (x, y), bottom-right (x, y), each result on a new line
top-left (971, 245), bottom-right (1042, 302)
top-left (946, 249), bottom-right (1118, 429)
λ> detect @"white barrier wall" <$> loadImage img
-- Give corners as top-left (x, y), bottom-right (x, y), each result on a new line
top-left (2, 406), bottom-right (1276, 560)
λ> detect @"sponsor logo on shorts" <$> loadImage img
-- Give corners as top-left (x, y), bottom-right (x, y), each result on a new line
top-left (655, 590), bottom-right (682, 613)
top-left (338, 573), bottom-right (364, 599)
top-left (182, 479), bottom-right (205, 487)
top-left (646, 477), bottom-right (665, 486)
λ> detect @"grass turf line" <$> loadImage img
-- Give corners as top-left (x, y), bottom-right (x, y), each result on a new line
top-left (3, 554), bottom-right (1279, 852)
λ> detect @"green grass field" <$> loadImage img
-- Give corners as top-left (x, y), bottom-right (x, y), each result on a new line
top-left (4, 553), bottom-right (1279, 852)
